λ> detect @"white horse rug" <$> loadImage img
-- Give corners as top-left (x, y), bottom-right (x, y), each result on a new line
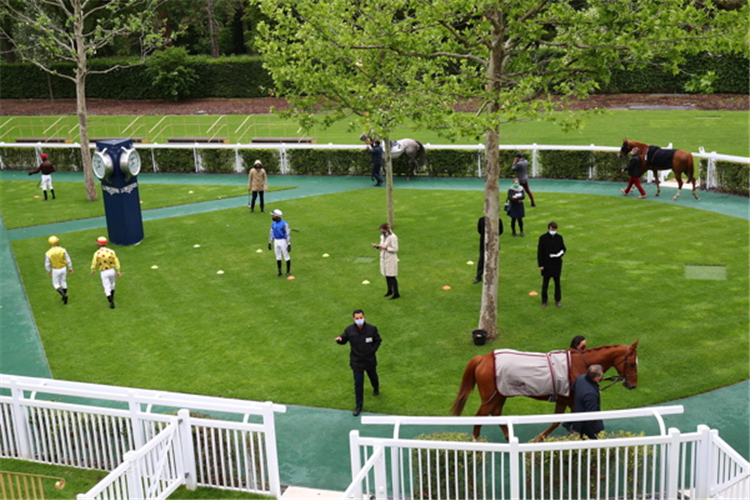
top-left (494, 349), bottom-right (571, 398)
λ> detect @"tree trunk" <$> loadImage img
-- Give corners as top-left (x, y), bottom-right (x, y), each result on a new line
top-left (207, 0), bottom-right (220, 58)
top-left (478, 126), bottom-right (500, 340)
top-left (383, 137), bottom-right (395, 228)
top-left (73, 0), bottom-right (97, 201)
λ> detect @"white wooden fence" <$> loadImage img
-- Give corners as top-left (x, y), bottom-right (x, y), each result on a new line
top-left (0, 374), bottom-right (286, 499)
top-left (2, 141), bottom-right (747, 190)
top-left (345, 406), bottom-right (750, 500)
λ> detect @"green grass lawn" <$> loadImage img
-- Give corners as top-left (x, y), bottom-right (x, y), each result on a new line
top-left (0, 180), bottom-right (292, 229)
top-left (0, 459), bottom-right (271, 500)
top-left (9, 188), bottom-right (749, 419)
top-left (2, 110), bottom-right (748, 156)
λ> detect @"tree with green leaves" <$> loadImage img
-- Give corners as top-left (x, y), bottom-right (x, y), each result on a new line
top-left (1, 0), bottom-right (168, 201)
top-left (255, 0), bottom-right (748, 340)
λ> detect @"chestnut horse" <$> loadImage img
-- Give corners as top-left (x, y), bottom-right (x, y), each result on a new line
top-left (450, 341), bottom-right (639, 442)
top-left (619, 139), bottom-right (699, 201)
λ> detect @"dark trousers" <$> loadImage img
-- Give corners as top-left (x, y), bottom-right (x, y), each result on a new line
top-left (520, 182), bottom-right (535, 205)
top-left (511, 218), bottom-right (524, 234)
top-left (251, 190), bottom-right (265, 210)
top-left (353, 367), bottom-right (379, 407)
top-left (542, 273), bottom-right (562, 304)
top-left (371, 165), bottom-right (384, 185)
top-left (385, 276), bottom-right (400, 297)
top-left (476, 242), bottom-right (485, 280)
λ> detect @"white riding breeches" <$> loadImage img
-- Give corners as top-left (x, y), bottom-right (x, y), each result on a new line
top-left (273, 239), bottom-right (290, 261)
top-left (41, 174), bottom-right (53, 190)
top-left (51, 267), bottom-right (68, 289)
top-left (99, 268), bottom-right (116, 296)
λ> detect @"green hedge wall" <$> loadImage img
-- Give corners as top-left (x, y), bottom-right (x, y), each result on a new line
top-left (0, 56), bottom-right (271, 100)
top-left (699, 159), bottom-right (749, 197)
top-left (2, 53), bottom-right (747, 100)
top-left (0, 146), bottom-right (84, 171)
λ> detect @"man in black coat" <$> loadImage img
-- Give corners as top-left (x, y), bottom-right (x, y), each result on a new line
top-left (569, 364), bottom-right (605, 439)
top-left (537, 221), bottom-right (566, 307)
top-left (473, 216), bottom-right (504, 284)
top-left (335, 309), bottom-right (382, 416)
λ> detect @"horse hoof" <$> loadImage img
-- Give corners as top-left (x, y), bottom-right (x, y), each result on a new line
top-left (672, 195), bottom-right (679, 201)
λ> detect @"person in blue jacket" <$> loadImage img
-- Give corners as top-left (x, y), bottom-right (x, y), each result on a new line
top-left (569, 364), bottom-right (605, 439)
top-left (268, 209), bottom-right (291, 277)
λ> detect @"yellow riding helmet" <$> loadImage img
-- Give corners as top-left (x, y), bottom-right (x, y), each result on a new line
top-left (48, 236), bottom-right (60, 246)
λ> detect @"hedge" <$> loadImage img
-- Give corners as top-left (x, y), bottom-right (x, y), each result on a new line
top-left (699, 159), bottom-right (749, 197)
top-left (2, 53), bottom-right (747, 100)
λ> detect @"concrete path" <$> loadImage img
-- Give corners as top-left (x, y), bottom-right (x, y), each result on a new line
top-left (1, 171), bottom-right (748, 492)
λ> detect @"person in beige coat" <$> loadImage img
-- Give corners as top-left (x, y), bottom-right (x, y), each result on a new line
top-left (372, 223), bottom-right (399, 299)
top-left (247, 160), bottom-right (268, 212)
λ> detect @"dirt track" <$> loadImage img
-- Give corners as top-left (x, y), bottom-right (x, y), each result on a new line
top-left (1, 93), bottom-right (747, 116)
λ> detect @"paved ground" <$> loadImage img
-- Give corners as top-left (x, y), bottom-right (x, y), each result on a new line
top-left (1, 172), bottom-right (748, 492)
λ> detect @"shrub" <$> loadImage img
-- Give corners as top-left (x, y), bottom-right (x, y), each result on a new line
top-left (199, 149), bottom-right (236, 173)
top-left (239, 150), bottom-right (282, 175)
top-left (699, 159), bottom-right (749, 197)
top-left (539, 150), bottom-right (591, 179)
top-left (411, 432), bottom-right (488, 500)
top-left (592, 151), bottom-right (629, 181)
top-left (145, 47), bottom-right (198, 101)
top-left (154, 148), bottom-right (195, 173)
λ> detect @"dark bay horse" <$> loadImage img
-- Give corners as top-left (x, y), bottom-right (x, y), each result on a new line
top-left (619, 139), bottom-right (699, 201)
top-left (450, 341), bottom-right (639, 442)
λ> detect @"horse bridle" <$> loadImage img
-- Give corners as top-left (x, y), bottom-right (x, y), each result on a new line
top-left (600, 349), bottom-right (635, 392)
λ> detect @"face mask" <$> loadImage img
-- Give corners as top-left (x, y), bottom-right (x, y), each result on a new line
top-left (255, 165), bottom-right (261, 169)
top-left (381, 231), bottom-right (388, 237)
top-left (549, 230), bottom-right (557, 236)
top-left (513, 183), bottom-right (520, 188)
top-left (355, 318), bottom-right (365, 327)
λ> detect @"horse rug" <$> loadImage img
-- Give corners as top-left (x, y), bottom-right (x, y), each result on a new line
top-left (493, 349), bottom-right (571, 398)
top-left (646, 145), bottom-right (677, 170)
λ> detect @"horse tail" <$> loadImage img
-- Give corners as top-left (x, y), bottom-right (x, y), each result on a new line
top-left (417, 141), bottom-right (426, 166)
top-left (685, 151), bottom-right (696, 183)
top-left (450, 355), bottom-right (483, 416)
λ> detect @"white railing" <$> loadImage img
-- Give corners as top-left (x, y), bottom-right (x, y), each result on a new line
top-left (78, 418), bottom-right (184, 500)
top-left (344, 406), bottom-right (750, 500)
top-left (2, 141), bottom-right (747, 185)
top-left (0, 374), bottom-right (286, 498)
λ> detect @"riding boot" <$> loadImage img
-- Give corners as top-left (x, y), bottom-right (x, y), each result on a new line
top-left (43, 190), bottom-right (48, 200)
top-left (56, 288), bottom-right (65, 302)
top-left (62, 288), bottom-right (68, 304)
top-left (51, 189), bottom-right (56, 199)
top-left (286, 260), bottom-right (291, 277)
top-left (107, 293), bottom-right (115, 309)
top-left (277, 260), bottom-right (282, 277)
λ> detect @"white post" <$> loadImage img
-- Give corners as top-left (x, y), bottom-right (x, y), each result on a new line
top-left (262, 402), bottom-right (283, 498)
top-left (531, 144), bottom-right (539, 177)
top-left (349, 430), bottom-right (363, 500)
top-left (666, 428), bottom-right (681, 500)
top-left (177, 409), bottom-right (197, 490)
top-left (509, 436), bottom-right (520, 500)
top-left (125, 451), bottom-right (142, 499)
top-left (128, 391), bottom-right (145, 450)
top-left (9, 377), bottom-right (31, 459)
top-left (373, 443), bottom-right (387, 500)
top-left (477, 146), bottom-right (483, 178)
top-left (694, 425), bottom-right (713, 499)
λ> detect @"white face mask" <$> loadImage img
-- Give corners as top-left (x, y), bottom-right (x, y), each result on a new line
top-left (355, 318), bottom-right (365, 327)
top-left (549, 230), bottom-right (557, 236)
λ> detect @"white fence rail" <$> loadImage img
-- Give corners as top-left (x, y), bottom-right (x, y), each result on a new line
top-left (2, 142), bottom-right (747, 190)
top-left (345, 406), bottom-right (750, 500)
top-left (0, 374), bottom-right (286, 498)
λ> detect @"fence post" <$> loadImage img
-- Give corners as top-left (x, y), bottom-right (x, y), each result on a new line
top-left (177, 409), bottom-right (197, 490)
top-left (124, 451), bottom-right (142, 499)
top-left (373, 443), bottom-right (388, 500)
top-left (665, 427), bottom-right (681, 500)
top-left (9, 377), bottom-right (32, 459)
top-left (128, 391), bottom-right (145, 450)
top-left (349, 430), bottom-right (363, 500)
top-left (509, 435), bottom-right (520, 500)
top-left (531, 144), bottom-right (539, 177)
top-left (262, 402), bottom-right (283, 498)
top-left (694, 425), bottom-right (713, 499)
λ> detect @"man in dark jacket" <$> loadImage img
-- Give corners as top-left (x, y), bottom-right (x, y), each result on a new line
top-left (537, 221), bottom-right (567, 307)
top-left (365, 139), bottom-right (384, 186)
top-left (511, 152), bottom-right (536, 206)
top-left (473, 216), bottom-right (503, 284)
top-left (335, 309), bottom-right (382, 416)
top-left (569, 364), bottom-right (605, 439)
top-left (28, 153), bottom-right (56, 200)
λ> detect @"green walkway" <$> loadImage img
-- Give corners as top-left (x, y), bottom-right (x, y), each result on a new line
top-left (1, 171), bottom-right (748, 491)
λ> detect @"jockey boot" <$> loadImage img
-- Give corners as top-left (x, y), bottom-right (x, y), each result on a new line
top-left (56, 288), bottom-right (65, 303)
top-left (107, 294), bottom-right (114, 309)
top-left (63, 288), bottom-right (68, 304)
top-left (286, 260), bottom-right (291, 278)
top-left (51, 189), bottom-right (56, 199)
top-left (43, 190), bottom-right (48, 200)
top-left (276, 260), bottom-right (282, 277)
